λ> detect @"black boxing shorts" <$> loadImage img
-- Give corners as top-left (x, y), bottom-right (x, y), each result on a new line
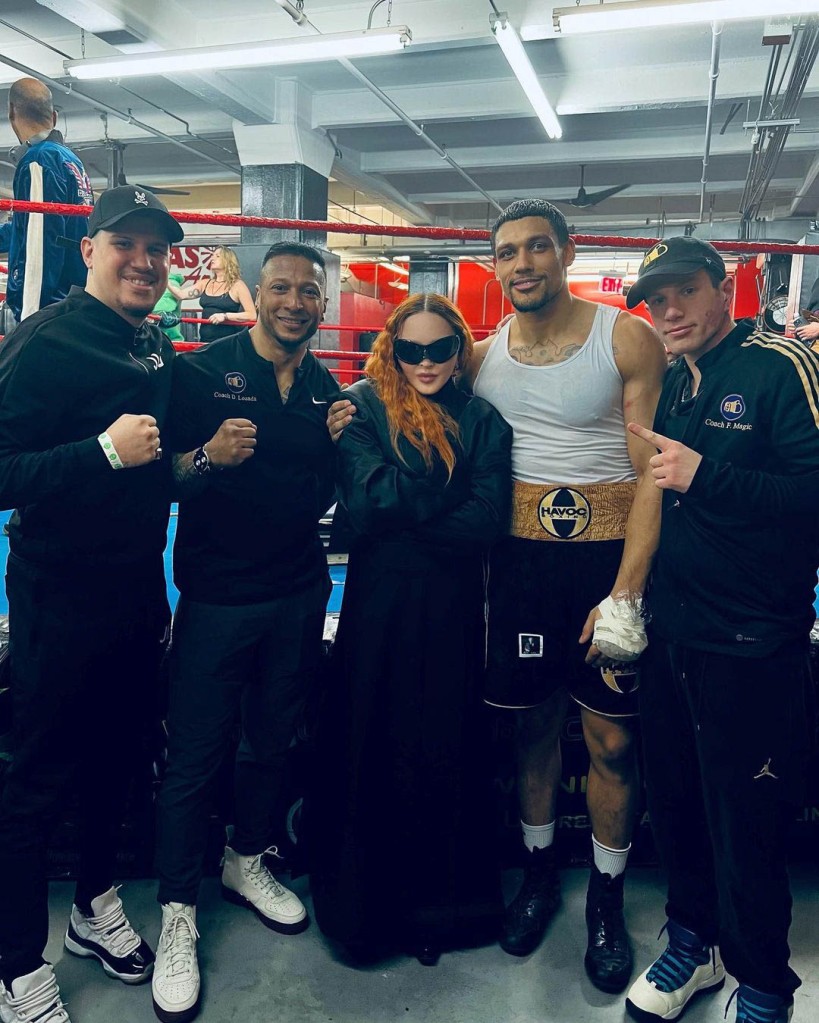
top-left (484, 535), bottom-right (640, 717)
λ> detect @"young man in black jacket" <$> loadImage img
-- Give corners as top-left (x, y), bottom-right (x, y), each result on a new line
top-left (622, 237), bottom-right (819, 1023)
top-left (0, 185), bottom-right (182, 1023)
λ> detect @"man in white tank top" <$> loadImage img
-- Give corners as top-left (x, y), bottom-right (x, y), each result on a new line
top-left (466, 200), bottom-right (666, 992)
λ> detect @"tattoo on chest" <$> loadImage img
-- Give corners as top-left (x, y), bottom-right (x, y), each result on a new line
top-left (508, 340), bottom-right (584, 365)
top-left (280, 384), bottom-right (292, 404)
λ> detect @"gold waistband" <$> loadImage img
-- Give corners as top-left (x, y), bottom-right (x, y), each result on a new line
top-left (510, 480), bottom-right (636, 541)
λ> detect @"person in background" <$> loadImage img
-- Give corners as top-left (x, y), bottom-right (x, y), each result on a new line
top-left (178, 246), bottom-right (256, 343)
top-left (0, 184), bottom-right (181, 1023)
top-left (309, 293), bottom-right (512, 967)
top-left (0, 77), bottom-right (93, 322)
top-left (794, 273), bottom-right (819, 348)
top-left (153, 269), bottom-right (186, 343)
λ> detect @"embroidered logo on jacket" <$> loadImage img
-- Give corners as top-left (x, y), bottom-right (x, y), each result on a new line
top-left (720, 394), bottom-right (745, 421)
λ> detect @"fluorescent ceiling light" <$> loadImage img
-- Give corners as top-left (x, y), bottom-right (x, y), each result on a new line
top-left (549, 1), bottom-right (818, 36)
top-left (64, 26), bottom-right (412, 80)
top-left (490, 14), bottom-right (562, 140)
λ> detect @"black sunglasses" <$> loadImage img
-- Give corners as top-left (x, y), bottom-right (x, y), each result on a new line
top-left (393, 334), bottom-right (461, 365)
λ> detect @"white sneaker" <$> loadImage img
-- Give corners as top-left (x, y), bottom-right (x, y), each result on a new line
top-left (64, 886), bottom-right (154, 983)
top-left (626, 919), bottom-right (725, 1021)
top-left (0, 964), bottom-right (71, 1023)
top-left (152, 904), bottom-right (200, 1023)
top-left (221, 845), bottom-right (308, 934)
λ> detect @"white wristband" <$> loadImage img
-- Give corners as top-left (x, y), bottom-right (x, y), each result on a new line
top-left (98, 432), bottom-right (125, 470)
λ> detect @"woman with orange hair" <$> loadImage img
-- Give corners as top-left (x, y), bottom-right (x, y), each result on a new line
top-left (309, 293), bottom-right (512, 965)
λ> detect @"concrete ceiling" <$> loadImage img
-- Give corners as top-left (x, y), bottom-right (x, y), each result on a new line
top-left (0, 0), bottom-right (818, 246)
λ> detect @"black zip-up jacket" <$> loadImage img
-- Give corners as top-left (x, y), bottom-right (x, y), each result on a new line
top-left (0, 287), bottom-right (174, 573)
top-left (648, 320), bottom-right (819, 656)
top-left (336, 378), bottom-right (512, 552)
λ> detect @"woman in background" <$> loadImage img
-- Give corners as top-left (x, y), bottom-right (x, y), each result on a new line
top-left (187, 246), bottom-right (256, 343)
top-left (309, 293), bottom-right (512, 966)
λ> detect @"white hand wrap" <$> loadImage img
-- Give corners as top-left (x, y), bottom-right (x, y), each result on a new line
top-left (593, 594), bottom-right (647, 662)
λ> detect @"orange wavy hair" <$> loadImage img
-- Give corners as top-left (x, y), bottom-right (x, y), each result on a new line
top-left (365, 293), bottom-right (474, 478)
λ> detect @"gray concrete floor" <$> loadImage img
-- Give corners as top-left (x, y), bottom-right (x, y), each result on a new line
top-left (45, 866), bottom-right (818, 1023)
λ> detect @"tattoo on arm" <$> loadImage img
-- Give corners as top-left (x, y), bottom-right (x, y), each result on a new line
top-left (172, 451), bottom-right (210, 497)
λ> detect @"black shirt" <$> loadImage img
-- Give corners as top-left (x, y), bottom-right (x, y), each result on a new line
top-left (648, 320), bottom-right (819, 656)
top-left (0, 286), bottom-right (174, 573)
top-left (170, 329), bottom-right (340, 604)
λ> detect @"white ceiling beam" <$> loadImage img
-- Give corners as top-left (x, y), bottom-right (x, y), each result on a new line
top-left (361, 132), bottom-right (817, 174)
top-left (313, 63), bottom-right (819, 129)
top-left (788, 151), bottom-right (819, 216)
top-left (201, 0), bottom-right (497, 47)
top-left (407, 179), bottom-right (805, 204)
top-left (328, 147), bottom-right (434, 225)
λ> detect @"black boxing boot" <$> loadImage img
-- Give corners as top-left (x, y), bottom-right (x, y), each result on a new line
top-left (584, 866), bottom-right (633, 993)
top-left (499, 845), bottom-right (560, 957)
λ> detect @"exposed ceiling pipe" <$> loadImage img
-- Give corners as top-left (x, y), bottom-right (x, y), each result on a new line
top-left (739, 17), bottom-right (819, 229)
top-left (789, 149), bottom-right (819, 216)
top-left (0, 53), bottom-right (241, 179)
top-left (273, 0), bottom-right (504, 215)
top-left (699, 21), bottom-right (722, 223)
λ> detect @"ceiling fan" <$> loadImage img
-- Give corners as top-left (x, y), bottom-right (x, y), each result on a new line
top-left (116, 170), bottom-right (190, 198)
top-left (553, 164), bottom-right (629, 208)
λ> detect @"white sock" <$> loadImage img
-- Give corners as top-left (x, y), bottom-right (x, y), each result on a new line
top-left (521, 819), bottom-right (555, 852)
top-left (592, 835), bottom-right (630, 878)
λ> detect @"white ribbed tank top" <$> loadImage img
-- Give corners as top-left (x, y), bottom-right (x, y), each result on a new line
top-left (473, 304), bottom-right (635, 484)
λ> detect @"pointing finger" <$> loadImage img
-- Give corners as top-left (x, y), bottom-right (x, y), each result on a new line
top-left (627, 421), bottom-right (672, 451)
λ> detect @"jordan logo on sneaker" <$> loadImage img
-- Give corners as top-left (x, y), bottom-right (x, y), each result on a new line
top-left (753, 758), bottom-right (778, 780)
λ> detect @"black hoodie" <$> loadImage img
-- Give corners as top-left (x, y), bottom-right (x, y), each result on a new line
top-left (0, 286), bottom-right (174, 573)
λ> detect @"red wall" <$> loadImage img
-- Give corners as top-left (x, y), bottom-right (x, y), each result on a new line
top-left (337, 292), bottom-right (395, 385)
top-left (732, 261), bottom-right (763, 319)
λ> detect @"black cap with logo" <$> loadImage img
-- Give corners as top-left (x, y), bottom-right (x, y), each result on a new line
top-left (86, 184), bottom-right (184, 243)
top-left (626, 236), bottom-right (726, 309)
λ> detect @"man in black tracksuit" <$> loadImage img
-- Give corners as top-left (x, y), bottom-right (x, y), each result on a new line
top-left (621, 238), bottom-right (819, 1023)
top-left (0, 186), bottom-right (182, 1023)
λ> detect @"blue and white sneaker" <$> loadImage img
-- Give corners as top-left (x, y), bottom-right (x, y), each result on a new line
top-left (626, 919), bottom-right (724, 1021)
top-left (730, 984), bottom-right (793, 1023)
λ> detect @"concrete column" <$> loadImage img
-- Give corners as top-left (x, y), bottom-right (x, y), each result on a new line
top-left (239, 163), bottom-right (328, 247)
top-left (232, 83), bottom-right (339, 352)
top-left (408, 256), bottom-right (451, 297)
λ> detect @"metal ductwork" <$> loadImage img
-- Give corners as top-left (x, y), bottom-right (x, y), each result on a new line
top-left (739, 16), bottom-right (819, 235)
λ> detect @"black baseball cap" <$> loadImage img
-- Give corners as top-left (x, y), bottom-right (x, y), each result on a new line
top-left (626, 236), bottom-right (726, 309)
top-left (86, 184), bottom-right (184, 243)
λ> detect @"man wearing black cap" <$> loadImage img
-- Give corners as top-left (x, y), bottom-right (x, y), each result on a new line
top-left (0, 185), bottom-right (183, 1023)
top-left (622, 237), bottom-right (819, 1023)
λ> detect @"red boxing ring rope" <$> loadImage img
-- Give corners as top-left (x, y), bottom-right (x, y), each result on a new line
top-left (2, 197), bottom-right (819, 256)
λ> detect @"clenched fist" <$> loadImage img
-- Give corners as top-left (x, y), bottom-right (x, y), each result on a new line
top-left (206, 419), bottom-right (257, 467)
top-left (106, 414), bottom-right (161, 467)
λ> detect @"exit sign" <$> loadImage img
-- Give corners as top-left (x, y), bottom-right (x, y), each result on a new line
top-left (599, 273), bottom-right (624, 294)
